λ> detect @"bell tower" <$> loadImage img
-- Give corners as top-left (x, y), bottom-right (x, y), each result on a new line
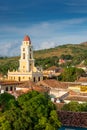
top-left (19, 35), bottom-right (34, 72)
top-left (8, 35), bottom-right (43, 82)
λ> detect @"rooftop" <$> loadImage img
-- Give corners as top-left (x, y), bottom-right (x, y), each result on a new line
top-left (0, 80), bottom-right (23, 85)
top-left (37, 79), bottom-right (68, 89)
top-left (77, 77), bottom-right (87, 82)
top-left (64, 95), bottom-right (87, 102)
top-left (23, 35), bottom-right (31, 42)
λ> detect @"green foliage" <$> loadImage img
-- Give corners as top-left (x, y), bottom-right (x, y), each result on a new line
top-left (79, 102), bottom-right (87, 112)
top-left (62, 101), bottom-right (87, 112)
top-left (62, 101), bottom-right (80, 112)
top-left (0, 58), bottom-right (19, 75)
top-left (0, 93), bottom-right (15, 112)
top-left (0, 91), bottom-right (61, 130)
top-left (35, 56), bottom-right (59, 70)
top-left (60, 54), bottom-right (73, 60)
top-left (58, 67), bottom-right (85, 82)
top-left (0, 115), bottom-right (12, 130)
top-left (1, 43), bottom-right (87, 75)
top-left (84, 59), bottom-right (87, 66)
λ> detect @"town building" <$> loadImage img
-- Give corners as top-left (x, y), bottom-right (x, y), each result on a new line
top-left (43, 66), bottom-right (62, 77)
top-left (0, 81), bottom-right (21, 94)
top-left (8, 35), bottom-right (43, 82)
top-left (58, 59), bottom-right (66, 65)
top-left (37, 79), bottom-right (69, 102)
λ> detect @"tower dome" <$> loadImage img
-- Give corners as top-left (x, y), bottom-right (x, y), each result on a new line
top-left (23, 35), bottom-right (31, 41)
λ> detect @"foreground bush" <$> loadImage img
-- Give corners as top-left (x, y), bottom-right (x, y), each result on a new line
top-left (0, 91), bottom-right (61, 130)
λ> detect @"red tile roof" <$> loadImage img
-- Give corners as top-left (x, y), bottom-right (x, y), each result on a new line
top-left (46, 66), bottom-right (59, 71)
top-left (77, 77), bottom-right (87, 82)
top-left (23, 35), bottom-right (31, 42)
top-left (64, 95), bottom-right (87, 101)
top-left (69, 90), bottom-right (78, 95)
top-left (16, 81), bottom-right (49, 96)
top-left (37, 79), bottom-right (68, 89)
top-left (17, 81), bottom-right (36, 88)
top-left (0, 80), bottom-right (23, 85)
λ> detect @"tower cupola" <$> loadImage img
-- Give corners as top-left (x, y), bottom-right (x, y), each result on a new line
top-left (23, 35), bottom-right (31, 45)
top-left (23, 35), bottom-right (31, 42)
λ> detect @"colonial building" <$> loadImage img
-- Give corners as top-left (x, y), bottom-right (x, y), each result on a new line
top-left (8, 35), bottom-right (43, 82)
top-left (0, 81), bottom-right (20, 94)
top-left (43, 66), bottom-right (62, 77)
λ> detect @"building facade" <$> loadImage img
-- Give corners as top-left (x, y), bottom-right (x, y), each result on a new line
top-left (8, 35), bottom-right (43, 82)
top-left (0, 81), bottom-right (18, 94)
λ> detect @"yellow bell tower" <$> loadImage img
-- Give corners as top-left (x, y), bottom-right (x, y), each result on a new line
top-left (8, 35), bottom-right (43, 82)
top-left (19, 35), bottom-right (34, 72)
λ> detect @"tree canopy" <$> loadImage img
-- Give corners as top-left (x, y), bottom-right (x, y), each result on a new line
top-left (58, 67), bottom-right (85, 82)
top-left (0, 91), bottom-right (61, 130)
top-left (62, 101), bottom-right (87, 112)
top-left (0, 92), bottom-right (16, 112)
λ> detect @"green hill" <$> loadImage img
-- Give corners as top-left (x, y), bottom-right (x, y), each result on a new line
top-left (34, 42), bottom-right (87, 58)
top-left (0, 42), bottom-right (87, 75)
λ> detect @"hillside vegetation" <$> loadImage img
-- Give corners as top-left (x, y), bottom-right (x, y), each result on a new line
top-left (0, 42), bottom-right (87, 75)
top-left (34, 42), bottom-right (87, 58)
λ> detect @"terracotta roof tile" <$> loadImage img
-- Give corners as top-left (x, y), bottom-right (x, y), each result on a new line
top-left (46, 66), bottom-right (58, 71)
top-left (77, 77), bottom-right (87, 82)
top-left (23, 35), bottom-right (31, 41)
top-left (0, 80), bottom-right (23, 85)
top-left (64, 95), bottom-right (87, 102)
top-left (37, 79), bottom-right (68, 89)
top-left (15, 81), bottom-right (49, 97)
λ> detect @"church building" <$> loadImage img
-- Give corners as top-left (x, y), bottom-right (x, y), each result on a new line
top-left (8, 35), bottom-right (43, 82)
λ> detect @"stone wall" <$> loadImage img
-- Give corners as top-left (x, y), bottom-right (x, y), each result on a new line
top-left (58, 111), bottom-right (87, 128)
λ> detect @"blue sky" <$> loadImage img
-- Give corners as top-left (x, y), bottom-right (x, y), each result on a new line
top-left (0, 0), bottom-right (87, 56)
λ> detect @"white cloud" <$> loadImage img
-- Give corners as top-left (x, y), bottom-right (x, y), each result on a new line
top-left (35, 41), bottom-right (56, 50)
top-left (0, 41), bottom-right (20, 57)
top-left (0, 18), bottom-right (87, 56)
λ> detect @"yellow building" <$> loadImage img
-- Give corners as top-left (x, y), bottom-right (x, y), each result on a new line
top-left (8, 35), bottom-right (43, 82)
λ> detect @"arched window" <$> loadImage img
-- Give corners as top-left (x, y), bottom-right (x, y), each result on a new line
top-left (30, 48), bottom-right (31, 51)
top-left (30, 54), bottom-right (31, 59)
top-left (18, 77), bottom-right (21, 81)
top-left (38, 77), bottom-right (40, 81)
top-left (6, 87), bottom-right (8, 91)
top-left (33, 77), bottom-right (35, 82)
top-left (29, 63), bottom-right (32, 71)
top-left (23, 53), bottom-right (25, 59)
top-left (10, 86), bottom-right (13, 91)
top-left (23, 48), bottom-right (25, 51)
